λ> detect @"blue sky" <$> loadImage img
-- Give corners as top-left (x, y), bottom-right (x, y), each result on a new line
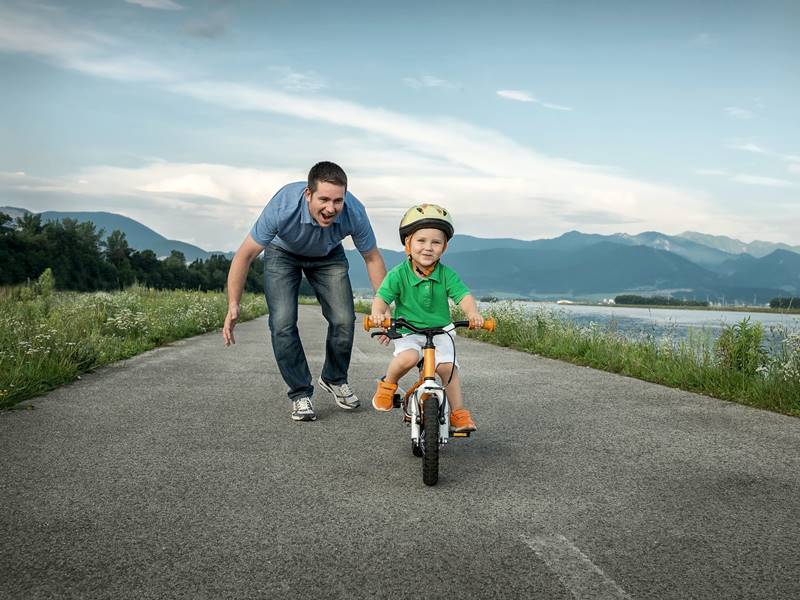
top-left (1, 0), bottom-right (798, 251)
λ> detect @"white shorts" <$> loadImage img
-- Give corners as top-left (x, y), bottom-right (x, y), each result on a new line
top-left (392, 323), bottom-right (459, 368)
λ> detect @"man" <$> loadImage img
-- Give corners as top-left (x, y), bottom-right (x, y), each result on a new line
top-left (223, 162), bottom-right (387, 422)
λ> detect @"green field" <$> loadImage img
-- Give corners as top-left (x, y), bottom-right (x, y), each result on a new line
top-left (0, 279), bottom-right (267, 409)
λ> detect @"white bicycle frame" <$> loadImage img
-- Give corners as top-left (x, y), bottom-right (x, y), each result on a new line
top-left (409, 379), bottom-right (450, 450)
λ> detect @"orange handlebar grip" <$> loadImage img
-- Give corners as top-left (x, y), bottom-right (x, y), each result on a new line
top-left (469, 317), bottom-right (496, 331)
top-left (363, 315), bottom-right (392, 330)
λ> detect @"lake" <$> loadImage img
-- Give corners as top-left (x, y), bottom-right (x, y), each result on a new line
top-left (502, 301), bottom-right (800, 345)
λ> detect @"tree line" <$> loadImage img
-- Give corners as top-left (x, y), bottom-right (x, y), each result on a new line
top-left (0, 212), bottom-right (275, 293)
top-left (614, 295), bottom-right (709, 307)
top-left (769, 297), bottom-right (800, 309)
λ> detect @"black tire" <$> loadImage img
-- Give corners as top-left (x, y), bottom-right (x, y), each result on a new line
top-left (412, 440), bottom-right (423, 457)
top-left (422, 395), bottom-right (439, 486)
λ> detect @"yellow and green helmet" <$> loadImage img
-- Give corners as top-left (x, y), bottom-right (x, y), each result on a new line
top-left (398, 203), bottom-right (454, 244)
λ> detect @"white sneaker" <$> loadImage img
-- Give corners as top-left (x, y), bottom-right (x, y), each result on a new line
top-left (291, 397), bottom-right (317, 421)
top-left (318, 377), bottom-right (360, 410)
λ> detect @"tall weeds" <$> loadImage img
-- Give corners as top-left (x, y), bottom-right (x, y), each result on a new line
top-left (0, 282), bottom-right (267, 408)
top-left (456, 302), bottom-right (799, 416)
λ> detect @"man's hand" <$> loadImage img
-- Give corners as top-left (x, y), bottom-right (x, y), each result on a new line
top-left (467, 311), bottom-right (485, 329)
top-left (223, 303), bottom-right (240, 346)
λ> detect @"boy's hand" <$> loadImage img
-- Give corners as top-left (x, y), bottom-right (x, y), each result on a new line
top-left (370, 310), bottom-right (392, 346)
top-left (370, 310), bottom-right (392, 329)
top-left (467, 312), bottom-right (484, 329)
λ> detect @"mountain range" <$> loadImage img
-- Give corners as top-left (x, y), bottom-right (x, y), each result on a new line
top-left (3, 206), bottom-right (799, 303)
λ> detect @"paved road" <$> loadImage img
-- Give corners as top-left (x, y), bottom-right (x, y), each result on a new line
top-left (2, 305), bottom-right (799, 599)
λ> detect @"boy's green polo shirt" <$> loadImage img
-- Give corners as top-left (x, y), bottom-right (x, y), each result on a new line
top-left (377, 260), bottom-right (470, 330)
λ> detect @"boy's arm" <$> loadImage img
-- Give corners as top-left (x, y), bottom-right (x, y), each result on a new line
top-left (370, 296), bottom-right (393, 347)
top-left (371, 296), bottom-right (392, 325)
top-left (457, 294), bottom-right (484, 329)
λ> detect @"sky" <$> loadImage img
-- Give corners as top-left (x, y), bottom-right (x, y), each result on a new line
top-left (1, 0), bottom-right (798, 252)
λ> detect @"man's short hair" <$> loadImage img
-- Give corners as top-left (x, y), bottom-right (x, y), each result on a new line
top-left (307, 161), bottom-right (347, 192)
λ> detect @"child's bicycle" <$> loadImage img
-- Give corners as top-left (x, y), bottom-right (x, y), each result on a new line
top-left (364, 315), bottom-right (496, 486)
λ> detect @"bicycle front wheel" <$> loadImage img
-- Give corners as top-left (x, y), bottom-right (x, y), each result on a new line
top-left (422, 395), bottom-right (439, 486)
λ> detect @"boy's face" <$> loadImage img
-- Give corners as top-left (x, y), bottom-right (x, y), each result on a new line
top-left (304, 181), bottom-right (345, 227)
top-left (408, 228), bottom-right (447, 268)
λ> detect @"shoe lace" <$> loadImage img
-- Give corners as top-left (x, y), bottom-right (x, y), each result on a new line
top-left (295, 397), bottom-right (313, 412)
top-left (337, 383), bottom-right (353, 397)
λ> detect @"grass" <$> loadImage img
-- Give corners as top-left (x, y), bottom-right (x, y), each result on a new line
top-left (354, 300), bottom-right (800, 417)
top-left (0, 282), bottom-right (267, 409)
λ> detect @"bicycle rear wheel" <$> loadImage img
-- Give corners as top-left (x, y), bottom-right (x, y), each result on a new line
top-left (422, 395), bottom-right (439, 486)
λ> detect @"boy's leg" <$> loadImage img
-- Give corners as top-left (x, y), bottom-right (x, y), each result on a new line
top-left (437, 363), bottom-right (463, 410)
top-left (438, 363), bottom-right (476, 432)
top-left (263, 245), bottom-right (313, 402)
top-left (373, 350), bottom-right (418, 411)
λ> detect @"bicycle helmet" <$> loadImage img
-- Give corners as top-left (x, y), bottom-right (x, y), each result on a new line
top-left (398, 203), bottom-right (454, 244)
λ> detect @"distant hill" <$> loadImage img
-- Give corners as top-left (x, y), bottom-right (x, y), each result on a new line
top-left (0, 206), bottom-right (32, 221)
top-left (37, 211), bottom-right (211, 261)
top-left (719, 249), bottom-right (800, 294)
top-left (448, 230), bottom-right (735, 268)
top-left (349, 242), bottom-right (718, 296)
top-left (3, 206), bottom-right (797, 301)
top-left (678, 231), bottom-right (800, 258)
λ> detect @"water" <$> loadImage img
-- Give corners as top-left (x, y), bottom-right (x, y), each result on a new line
top-left (505, 301), bottom-right (800, 344)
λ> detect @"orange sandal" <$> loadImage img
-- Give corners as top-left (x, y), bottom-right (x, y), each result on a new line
top-left (372, 379), bottom-right (398, 412)
top-left (450, 408), bottom-right (476, 432)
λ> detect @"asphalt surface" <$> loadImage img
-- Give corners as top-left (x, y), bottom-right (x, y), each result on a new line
top-left (1, 304), bottom-right (799, 599)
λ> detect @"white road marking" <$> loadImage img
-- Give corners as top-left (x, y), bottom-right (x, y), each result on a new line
top-left (522, 535), bottom-right (632, 600)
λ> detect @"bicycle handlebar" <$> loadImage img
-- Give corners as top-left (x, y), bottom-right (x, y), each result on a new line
top-left (363, 315), bottom-right (496, 333)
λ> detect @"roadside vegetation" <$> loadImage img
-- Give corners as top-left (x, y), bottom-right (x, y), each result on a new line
top-left (355, 300), bottom-right (800, 416)
top-left (0, 270), bottom-right (267, 409)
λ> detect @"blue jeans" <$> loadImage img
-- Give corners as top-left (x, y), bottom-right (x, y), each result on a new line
top-left (263, 243), bottom-right (355, 401)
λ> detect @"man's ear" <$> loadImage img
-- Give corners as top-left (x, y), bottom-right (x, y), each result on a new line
top-left (303, 187), bottom-right (312, 202)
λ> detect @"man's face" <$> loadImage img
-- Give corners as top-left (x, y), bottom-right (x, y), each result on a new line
top-left (304, 181), bottom-right (345, 227)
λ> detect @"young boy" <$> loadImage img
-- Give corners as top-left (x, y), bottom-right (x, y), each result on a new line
top-left (370, 203), bottom-right (484, 432)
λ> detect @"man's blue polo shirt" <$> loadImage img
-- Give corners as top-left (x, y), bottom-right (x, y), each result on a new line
top-left (250, 181), bottom-right (377, 257)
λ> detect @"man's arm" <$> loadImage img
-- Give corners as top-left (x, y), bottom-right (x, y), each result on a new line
top-left (361, 247), bottom-right (387, 291)
top-left (223, 235), bottom-right (266, 346)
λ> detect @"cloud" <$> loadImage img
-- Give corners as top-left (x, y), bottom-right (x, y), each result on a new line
top-left (695, 168), bottom-right (730, 176)
top-left (0, 4), bottom-right (780, 248)
top-left (789, 163), bottom-right (800, 174)
top-left (725, 106), bottom-right (753, 120)
top-left (0, 6), bottom-right (173, 82)
top-left (496, 90), bottom-right (572, 111)
top-left (126, 0), bottom-right (183, 10)
top-left (279, 70), bottom-right (326, 92)
top-left (497, 89), bottom-right (534, 102)
top-left (732, 174), bottom-right (795, 188)
top-left (728, 142), bottom-right (767, 154)
top-left (403, 75), bottom-right (455, 89)
top-left (697, 167), bottom-right (797, 189)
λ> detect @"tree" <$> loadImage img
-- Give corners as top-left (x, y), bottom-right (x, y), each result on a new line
top-left (103, 230), bottom-right (135, 289)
